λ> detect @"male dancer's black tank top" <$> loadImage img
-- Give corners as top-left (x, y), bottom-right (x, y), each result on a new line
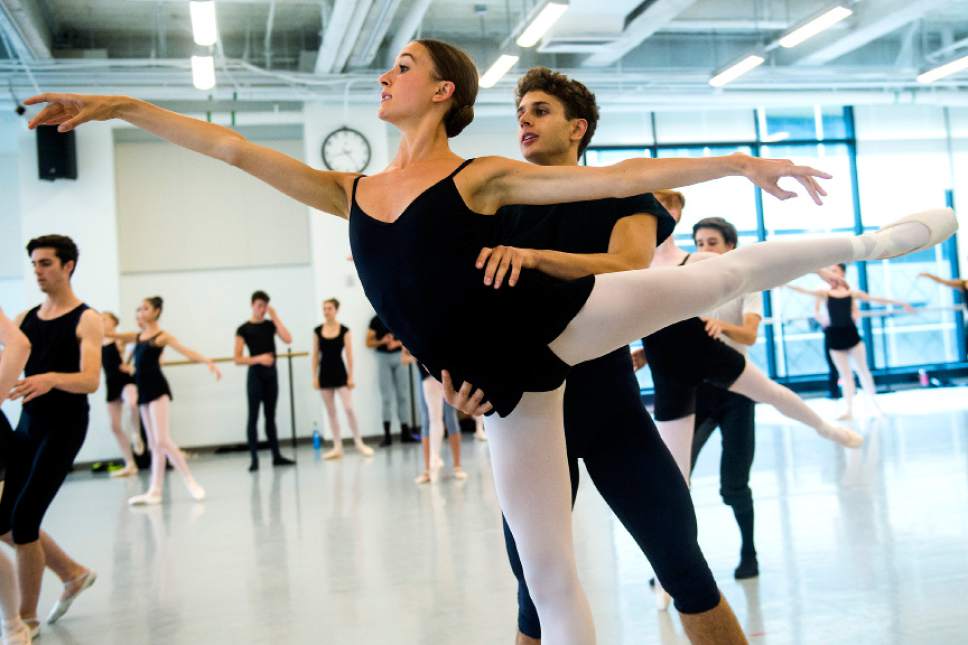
top-left (20, 303), bottom-right (90, 419)
top-left (132, 332), bottom-right (173, 405)
top-left (348, 158), bottom-right (594, 417)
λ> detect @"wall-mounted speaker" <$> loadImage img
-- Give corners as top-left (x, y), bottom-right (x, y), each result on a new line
top-left (36, 126), bottom-right (77, 181)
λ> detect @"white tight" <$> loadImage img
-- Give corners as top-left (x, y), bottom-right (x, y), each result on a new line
top-left (320, 387), bottom-right (361, 446)
top-left (140, 396), bottom-right (198, 495)
top-left (107, 384), bottom-right (139, 469)
top-left (494, 230), bottom-right (912, 644)
top-left (830, 342), bottom-right (879, 414)
top-left (0, 547), bottom-right (20, 630)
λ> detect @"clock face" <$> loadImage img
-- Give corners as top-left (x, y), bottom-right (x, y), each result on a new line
top-left (321, 127), bottom-right (371, 173)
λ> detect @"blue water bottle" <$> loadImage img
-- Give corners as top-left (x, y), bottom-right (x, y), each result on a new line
top-left (312, 422), bottom-right (322, 452)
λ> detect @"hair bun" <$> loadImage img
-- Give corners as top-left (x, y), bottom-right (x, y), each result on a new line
top-left (445, 104), bottom-right (475, 137)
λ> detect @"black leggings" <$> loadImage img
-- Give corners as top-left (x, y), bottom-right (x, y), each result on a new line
top-left (502, 354), bottom-right (721, 638)
top-left (692, 384), bottom-right (756, 513)
top-left (246, 366), bottom-right (281, 461)
top-left (0, 410), bottom-right (88, 544)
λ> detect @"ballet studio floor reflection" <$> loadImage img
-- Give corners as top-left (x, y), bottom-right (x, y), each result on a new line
top-left (21, 387), bottom-right (968, 644)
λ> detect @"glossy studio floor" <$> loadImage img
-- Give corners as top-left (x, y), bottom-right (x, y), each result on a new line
top-left (16, 386), bottom-right (968, 645)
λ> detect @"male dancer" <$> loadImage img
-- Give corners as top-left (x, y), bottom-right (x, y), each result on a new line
top-left (444, 68), bottom-right (746, 644)
top-left (1, 235), bottom-right (100, 637)
top-left (366, 315), bottom-right (417, 445)
top-left (234, 290), bottom-right (295, 471)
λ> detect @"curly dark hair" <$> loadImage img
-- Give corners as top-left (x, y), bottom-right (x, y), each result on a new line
top-left (515, 67), bottom-right (599, 156)
top-left (26, 234), bottom-right (79, 276)
top-left (692, 217), bottom-right (739, 249)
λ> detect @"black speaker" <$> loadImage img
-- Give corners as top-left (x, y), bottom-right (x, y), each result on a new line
top-left (36, 126), bottom-right (77, 181)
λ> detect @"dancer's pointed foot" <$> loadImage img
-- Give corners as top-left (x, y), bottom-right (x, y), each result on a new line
top-left (22, 619), bottom-right (39, 640)
top-left (323, 448), bottom-right (343, 461)
top-left (131, 432), bottom-right (145, 456)
top-left (453, 467), bottom-right (468, 480)
top-left (272, 455), bottom-right (295, 467)
top-left (129, 490), bottom-right (163, 506)
top-left (414, 471), bottom-right (430, 485)
top-left (354, 441), bottom-right (375, 457)
top-left (734, 554), bottom-right (759, 580)
top-left (2, 620), bottom-right (32, 645)
top-left (186, 481), bottom-right (206, 501)
top-left (858, 207), bottom-right (957, 260)
top-left (47, 569), bottom-right (97, 624)
top-left (110, 465), bottom-right (138, 478)
top-left (817, 423), bottom-right (864, 448)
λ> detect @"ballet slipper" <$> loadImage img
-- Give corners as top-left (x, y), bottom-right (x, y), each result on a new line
top-left (679, 595), bottom-right (748, 644)
top-left (354, 441), bottom-right (374, 457)
top-left (110, 465), bottom-right (138, 478)
top-left (866, 208), bottom-right (957, 260)
top-left (323, 448), bottom-right (344, 461)
top-left (2, 620), bottom-right (32, 645)
top-left (453, 467), bottom-right (468, 480)
top-left (128, 491), bottom-right (162, 506)
top-left (414, 471), bottom-right (431, 485)
top-left (186, 481), bottom-right (206, 502)
top-left (47, 570), bottom-right (97, 624)
top-left (21, 619), bottom-right (39, 640)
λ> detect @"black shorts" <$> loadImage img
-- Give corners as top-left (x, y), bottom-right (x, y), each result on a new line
top-left (643, 318), bottom-right (747, 422)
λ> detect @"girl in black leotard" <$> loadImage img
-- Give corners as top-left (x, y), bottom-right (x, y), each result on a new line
top-left (0, 306), bottom-right (32, 645)
top-left (110, 297), bottom-right (221, 505)
top-left (311, 299), bottom-right (372, 460)
top-left (28, 41), bottom-right (955, 643)
top-left (100, 312), bottom-right (142, 478)
top-left (788, 264), bottom-right (912, 419)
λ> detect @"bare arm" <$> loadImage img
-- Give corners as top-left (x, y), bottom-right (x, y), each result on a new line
top-left (25, 93), bottom-right (355, 217)
top-left (107, 330), bottom-right (140, 344)
top-left (854, 290), bottom-right (913, 311)
top-left (0, 308), bottom-right (30, 401)
top-left (477, 215), bottom-right (657, 287)
top-left (160, 333), bottom-right (221, 380)
top-left (718, 313), bottom-right (762, 346)
top-left (786, 283), bottom-right (828, 298)
top-left (465, 153), bottom-right (830, 214)
top-left (268, 307), bottom-right (293, 346)
top-left (311, 331), bottom-right (320, 389)
top-left (344, 330), bottom-right (354, 386)
top-left (919, 272), bottom-right (964, 289)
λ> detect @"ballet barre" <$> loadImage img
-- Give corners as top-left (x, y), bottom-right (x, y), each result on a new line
top-left (760, 304), bottom-right (965, 326)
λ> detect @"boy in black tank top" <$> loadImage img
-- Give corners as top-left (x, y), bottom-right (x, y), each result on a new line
top-left (234, 290), bottom-right (295, 471)
top-left (0, 235), bottom-right (101, 636)
top-left (443, 69), bottom-right (743, 642)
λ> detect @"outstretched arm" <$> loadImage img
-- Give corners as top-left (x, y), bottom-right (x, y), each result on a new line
top-left (919, 272), bottom-right (964, 289)
top-left (786, 283), bottom-right (827, 299)
top-left (25, 93), bottom-right (355, 217)
top-left (161, 333), bottom-right (222, 380)
top-left (466, 153), bottom-right (830, 213)
top-left (0, 308), bottom-right (30, 402)
top-left (854, 290), bottom-right (914, 312)
top-left (107, 330), bottom-right (140, 344)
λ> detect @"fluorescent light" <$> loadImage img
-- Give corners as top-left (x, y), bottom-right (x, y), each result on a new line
top-left (516, 2), bottom-right (569, 48)
top-left (191, 55), bottom-right (216, 90)
top-left (762, 131), bottom-right (791, 143)
top-left (190, 1), bottom-right (218, 47)
top-left (779, 6), bottom-right (853, 49)
top-left (918, 54), bottom-right (968, 84)
top-left (479, 54), bottom-right (519, 89)
top-left (709, 54), bottom-right (765, 88)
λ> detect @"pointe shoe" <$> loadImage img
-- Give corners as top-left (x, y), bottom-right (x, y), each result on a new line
top-left (323, 448), bottom-right (344, 461)
top-left (47, 569), bottom-right (97, 624)
top-left (414, 471), bottom-right (431, 485)
top-left (186, 482), bottom-right (206, 502)
top-left (453, 467), bottom-right (468, 480)
top-left (474, 429), bottom-right (487, 442)
top-left (654, 580), bottom-right (672, 611)
top-left (22, 619), bottom-right (39, 640)
top-left (129, 491), bottom-right (163, 506)
top-left (110, 465), bottom-right (138, 478)
top-left (868, 208), bottom-right (957, 260)
top-left (2, 621), bottom-right (32, 645)
top-left (354, 441), bottom-right (375, 457)
top-left (817, 424), bottom-right (864, 449)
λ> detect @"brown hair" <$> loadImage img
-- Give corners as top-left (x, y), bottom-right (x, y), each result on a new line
top-left (515, 67), bottom-right (599, 156)
top-left (415, 39), bottom-right (479, 137)
top-left (26, 234), bottom-right (79, 277)
top-left (654, 190), bottom-right (686, 210)
top-left (145, 296), bottom-right (164, 317)
top-left (104, 311), bottom-right (120, 326)
top-left (324, 298), bottom-right (340, 310)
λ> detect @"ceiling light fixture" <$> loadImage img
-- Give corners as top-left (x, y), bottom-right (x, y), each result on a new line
top-left (479, 54), bottom-right (520, 88)
top-left (191, 55), bottom-right (216, 90)
top-left (190, 1), bottom-right (219, 47)
top-left (709, 54), bottom-right (765, 88)
top-left (917, 53), bottom-right (968, 84)
top-left (516, 2), bottom-right (569, 48)
top-left (779, 5), bottom-right (853, 49)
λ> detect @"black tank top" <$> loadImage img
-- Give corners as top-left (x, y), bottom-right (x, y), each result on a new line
top-left (20, 303), bottom-right (90, 418)
top-left (102, 343), bottom-right (129, 382)
top-left (826, 294), bottom-right (855, 328)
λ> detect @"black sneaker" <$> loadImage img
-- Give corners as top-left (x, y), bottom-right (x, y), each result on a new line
top-left (379, 436), bottom-right (392, 447)
top-left (248, 461), bottom-right (259, 473)
top-left (734, 554), bottom-right (759, 580)
top-left (272, 456), bottom-right (296, 467)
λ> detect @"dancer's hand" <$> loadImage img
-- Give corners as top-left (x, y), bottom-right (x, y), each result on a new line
top-left (737, 154), bottom-right (831, 205)
top-left (702, 317), bottom-right (724, 340)
top-left (209, 363), bottom-right (223, 381)
top-left (631, 348), bottom-right (646, 371)
top-left (817, 267), bottom-right (848, 289)
top-left (256, 353), bottom-right (275, 367)
top-left (476, 246), bottom-right (537, 288)
top-left (10, 374), bottom-right (56, 403)
top-left (25, 93), bottom-right (120, 132)
top-left (441, 370), bottom-right (492, 416)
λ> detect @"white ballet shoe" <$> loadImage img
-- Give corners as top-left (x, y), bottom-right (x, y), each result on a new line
top-left (110, 465), bottom-right (138, 478)
top-left (474, 429), bottom-right (487, 442)
top-left (22, 619), bottom-right (39, 640)
top-left (453, 467), bottom-right (468, 481)
top-left (414, 471), bottom-right (431, 485)
top-left (354, 441), bottom-right (374, 457)
top-left (128, 491), bottom-right (163, 506)
top-left (3, 620), bottom-right (33, 645)
top-left (654, 580), bottom-right (672, 612)
top-left (186, 482), bottom-right (206, 502)
top-left (323, 448), bottom-right (344, 461)
top-left (131, 432), bottom-right (145, 456)
top-left (817, 424), bottom-right (864, 449)
top-left (46, 569), bottom-right (97, 625)
top-left (866, 208), bottom-right (957, 260)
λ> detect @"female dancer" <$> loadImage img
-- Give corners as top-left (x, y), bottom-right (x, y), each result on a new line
top-left (100, 312), bottom-right (142, 477)
top-left (311, 299), bottom-right (372, 459)
top-left (26, 39), bottom-right (955, 643)
top-left (0, 306), bottom-right (33, 645)
top-left (111, 297), bottom-right (221, 505)
top-left (788, 264), bottom-right (912, 419)
top-left (415, 362), bottom-right (466, 484)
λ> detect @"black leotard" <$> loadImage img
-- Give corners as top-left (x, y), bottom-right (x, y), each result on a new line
top-left (132, 332), bottom-right (172, 405)
top-left (642, 256), bottom-right (747, 421)
top-left (315, 324), bottom-right (349, 388)
top-left (824, 294), bottom-right (861, 350)
top-left (102, 342), bottom-right (134, 403)
top-left (349, 158), bottom-right (594, 417)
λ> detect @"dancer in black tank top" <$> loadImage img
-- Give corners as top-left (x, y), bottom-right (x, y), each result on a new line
top-left (30, 41), bottom-right (955, 642)
top-left (919, 271), bottom-right (968, 359)
top-left (234, 290), bottom-right (295, 472)
top-left (100, 312), bottom-right (142, 478)
top-left (111, 297), bottom-right (221, 506)
top-left (1, 236), bottom-right (100, 637)
top-left (788, 263), bottom-right (912, 420)
top-left (311, 299), bottom-right (372, 460)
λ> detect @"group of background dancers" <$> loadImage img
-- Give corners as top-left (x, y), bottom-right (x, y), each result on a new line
top-left (0, 36), bottom-right (958, 645)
